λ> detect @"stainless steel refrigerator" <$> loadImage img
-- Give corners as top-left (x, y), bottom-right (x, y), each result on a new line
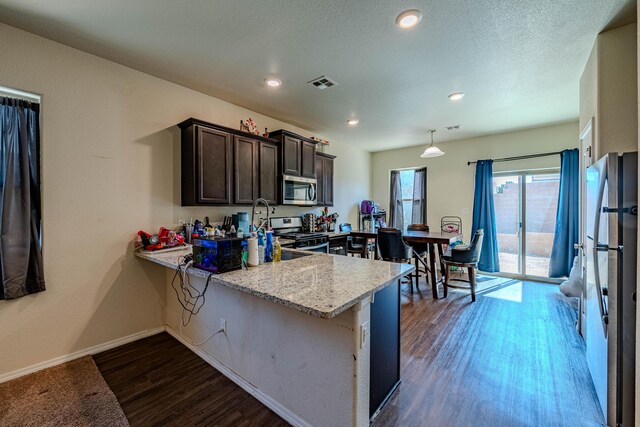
top-left (585, 152), bottom-right (636, 426)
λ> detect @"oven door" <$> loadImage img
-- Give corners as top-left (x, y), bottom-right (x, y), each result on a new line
top-left (282, 175), bottom-right (317, 206)
top-left (296, 241), bottom-right (329, 253)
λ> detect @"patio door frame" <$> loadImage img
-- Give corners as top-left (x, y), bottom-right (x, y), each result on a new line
top-left (487, 168), bottom-right (563, 284)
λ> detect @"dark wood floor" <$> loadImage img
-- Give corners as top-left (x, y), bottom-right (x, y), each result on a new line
top-left (93, 332), bottom-right (288, 427)
top-left (94, 278), bottom-right (604, 427)
top-left (373, 279), bottom-right (605, 427)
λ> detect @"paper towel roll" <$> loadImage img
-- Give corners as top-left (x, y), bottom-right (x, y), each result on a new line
top-left (247, 237), bottom-right (259, 267)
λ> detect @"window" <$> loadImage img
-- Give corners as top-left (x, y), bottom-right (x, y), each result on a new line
top-left (399, 169), bottom-right (415, 229)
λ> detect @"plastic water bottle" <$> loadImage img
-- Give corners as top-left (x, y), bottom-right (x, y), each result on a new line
top-left (265, 231), bottom-right (273, 263)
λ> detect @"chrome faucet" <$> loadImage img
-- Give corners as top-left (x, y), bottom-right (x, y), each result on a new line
top-left (251, 198), bottom-right (271, 233)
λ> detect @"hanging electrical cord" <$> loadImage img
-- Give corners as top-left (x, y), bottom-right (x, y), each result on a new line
top-left (171, 255), bottom-right (211, 326)
top-left (170, 255), bottom-right (226, 346)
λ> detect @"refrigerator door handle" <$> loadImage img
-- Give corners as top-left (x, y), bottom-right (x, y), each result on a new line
top-left (592, 161), bottom-right (609, 337)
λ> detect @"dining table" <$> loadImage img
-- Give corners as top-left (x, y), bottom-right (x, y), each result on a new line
top-left (349, 229), bottom-right (463, 299)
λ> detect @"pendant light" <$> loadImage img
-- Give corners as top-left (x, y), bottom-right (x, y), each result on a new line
top-left (420, 129), bottom-right (444, 158)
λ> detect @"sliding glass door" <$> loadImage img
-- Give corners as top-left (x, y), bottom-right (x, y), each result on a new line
top-left (494, 174), bottom-right (521, 274)
top-left (493, 170), bottom-right (560, 280)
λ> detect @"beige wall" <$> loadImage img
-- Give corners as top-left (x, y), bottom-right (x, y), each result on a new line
top-left (580, 23), bottom-right (638, 157)
top-left (371, 122), bottom-right (579, 240)
top-left (0, 23), bottom-right (370, 377)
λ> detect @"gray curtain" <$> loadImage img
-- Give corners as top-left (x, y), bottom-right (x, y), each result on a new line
top-left (411, 167), bottom-right (427, 225)
top-left (0, 96), bottom-right (45, 300)
top-left (388, 170), bottom-right (404, 229)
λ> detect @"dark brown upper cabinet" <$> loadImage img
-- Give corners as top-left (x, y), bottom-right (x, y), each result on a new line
top-left (301, 141), bottom-right (316, 178)
top-left (179, 118), bottom-right (280, 206)
top-left (233, 136), bottom-right (278, 205)
top-left (258, 140), bottom-right (278, 205)
top-left (315, 152), bottom-right (336, 207)
top-left (180, 124), bottom-right (232, 205)
top-left (268, 130), bottom-right (318, 178)
top-left (282, 135), bottom-right (301, 176)
top-left (233, 135), bottom-right (258, 204)
top-left (315, 154), bottom-right (324, 206)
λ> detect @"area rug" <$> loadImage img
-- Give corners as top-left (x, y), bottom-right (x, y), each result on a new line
top-left (0, 356), bottom-right (129, 427)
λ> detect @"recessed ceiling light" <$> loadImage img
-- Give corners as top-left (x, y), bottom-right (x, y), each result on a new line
top-left (347, 119), bottom-right (359, 126)
top-left (448, 92), bottom-right (465, 101)
top-left (396, 9), bottom-right (423, 29)
top-left (265, 78), bottom-right (282, 88)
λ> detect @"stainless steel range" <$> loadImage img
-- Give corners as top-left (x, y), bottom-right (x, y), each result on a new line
top-left (270, 216), bottom-right (329, 253)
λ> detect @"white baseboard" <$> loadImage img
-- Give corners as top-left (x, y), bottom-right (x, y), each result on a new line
top-left (165, 326), bottom-right (311, 427)
top-left (0, 326), bottom-right (166, 384)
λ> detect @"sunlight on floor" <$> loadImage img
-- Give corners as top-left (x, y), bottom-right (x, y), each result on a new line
top-left (484, 282), bottom-right (523, 303)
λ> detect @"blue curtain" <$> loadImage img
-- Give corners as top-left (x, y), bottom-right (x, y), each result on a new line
top-left (471, 160), bottom-right (500, 272)
top-left (0, 96), bottom-right (45, 299)
top-left (549, 149), bottom-right (579, 277)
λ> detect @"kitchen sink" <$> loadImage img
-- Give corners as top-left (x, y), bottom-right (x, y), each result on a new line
top-left (280, 250), bottom-right (313, 261)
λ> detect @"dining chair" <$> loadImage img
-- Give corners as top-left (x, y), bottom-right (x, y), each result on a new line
top-left (442, 229), bottom-right (484, 302)
top-left (406, 224), bottom-right (430, 292)
top-left (441, 216), bottom-right (462, 233)
top-left (377, 228), bottom-right (419, 294)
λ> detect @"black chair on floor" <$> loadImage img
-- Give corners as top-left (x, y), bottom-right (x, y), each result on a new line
top-left (442, 229), bottom-right (484, 302)
top-left (377, 228), bottom-right (418, 293)
top-left (340, 223), bottom-right (374, 258)
top-left (406, 224), bottom-right (430, 292)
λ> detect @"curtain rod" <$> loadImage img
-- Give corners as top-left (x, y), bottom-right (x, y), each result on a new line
top-left (0, 87), bottom-right (41, 103)
top-left (467, 150), bottom-right (562, 166)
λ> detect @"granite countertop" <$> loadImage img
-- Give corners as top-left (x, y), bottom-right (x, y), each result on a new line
top-left (136, 248), bottom-right (413, 319)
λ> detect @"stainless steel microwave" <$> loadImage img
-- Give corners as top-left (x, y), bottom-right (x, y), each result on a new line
top-left (282, 175), bottom-right (317, 205)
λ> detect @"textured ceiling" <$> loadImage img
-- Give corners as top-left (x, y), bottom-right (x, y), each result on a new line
top-left (0, 0), bottom-right (634, 151)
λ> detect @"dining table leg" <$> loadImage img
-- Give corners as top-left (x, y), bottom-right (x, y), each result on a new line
top-left (428, 243), bottom-right (439, 299)
top-left (437, 244), bottom-right (446, 280)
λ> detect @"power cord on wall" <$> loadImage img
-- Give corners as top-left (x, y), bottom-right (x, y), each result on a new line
top-left (179, 322), bottom-right (226, 346)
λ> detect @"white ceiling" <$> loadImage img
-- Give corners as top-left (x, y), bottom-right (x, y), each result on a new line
top-left (0, 0), bottom-right (634, 151)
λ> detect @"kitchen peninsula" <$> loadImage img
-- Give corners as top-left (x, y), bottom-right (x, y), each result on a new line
top-left (137, 247), bottom-right (413, 426)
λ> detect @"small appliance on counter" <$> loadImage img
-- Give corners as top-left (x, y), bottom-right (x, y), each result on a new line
top-left (232, 212), bottom-right (250, 234)
top-left (192, 236), bottom-right (243, 273)
top-left (303, 213), bottom-right (316, 232)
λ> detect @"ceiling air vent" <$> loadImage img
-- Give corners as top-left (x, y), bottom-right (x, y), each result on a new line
top-left (308, 75), bottom-right (338, 90)
top-left (445, 125), bottom-right (461, 131)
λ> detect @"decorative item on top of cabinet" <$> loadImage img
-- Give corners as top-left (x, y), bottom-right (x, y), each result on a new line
top-left (315, 152), bottom-right (336, 206)
top-left (268, 129), bottom-right (318, 178)
top-left (239, 118), bottom-right (261, 135)
top-left (179, 118), bottom-right (279, 206)
top-left (311, 136), bottom-right (330, 153)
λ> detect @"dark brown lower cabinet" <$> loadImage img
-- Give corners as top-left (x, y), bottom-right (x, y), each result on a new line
top-left (315, 152), bottom-right (335, 207)
top-left (370, 280), bottom-right (401, 419)
top-left (328, 235), bottom-right (348, 255)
